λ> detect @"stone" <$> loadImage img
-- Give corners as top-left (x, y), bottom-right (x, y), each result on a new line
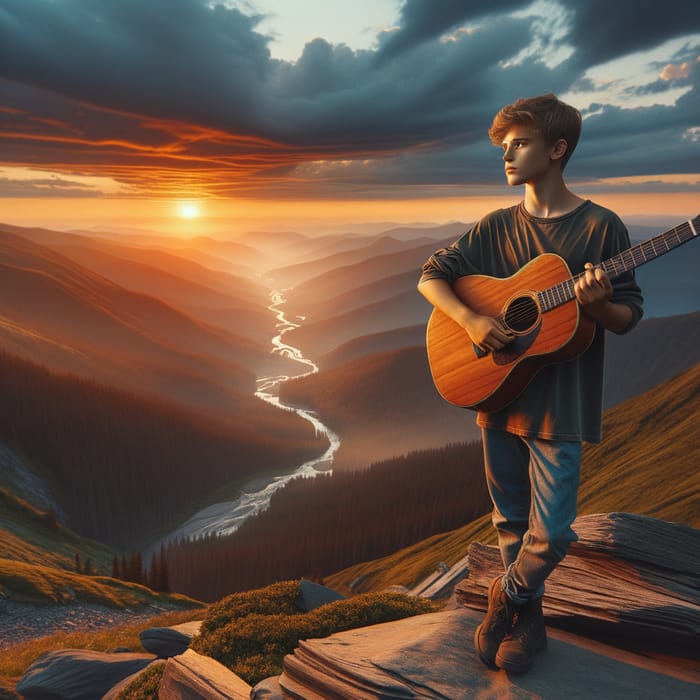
top-left (410, 552), bottom-right (470, 599)
top-left (456, 512), bottom-right (700, 647)
top-left (170, 620), bottom-right (203, 637)
top-left (295, 578), bottom-right (344, 612)
top-left (16, 649), bottom-right (155, 700)
top-left (250, 675), bottom-right (292, 699)
top-left (159, 649), bottom-right (251, 699)
top-left (278, 607), bottom-right (700, 699)
top-left (140, 624), bottom-right (197, 658)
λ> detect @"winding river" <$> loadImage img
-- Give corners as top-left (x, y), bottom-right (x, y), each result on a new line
top-left (158, 290), bottom-right (339, 544)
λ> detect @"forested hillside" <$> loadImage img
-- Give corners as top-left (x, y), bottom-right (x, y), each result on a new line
top-left (0, 350), bottom-right (326, 549)
top-left (163, 441), bottom-right (489, 601)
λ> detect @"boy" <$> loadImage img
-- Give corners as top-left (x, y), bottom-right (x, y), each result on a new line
top-left (417, 93), bottom-right (643, 674)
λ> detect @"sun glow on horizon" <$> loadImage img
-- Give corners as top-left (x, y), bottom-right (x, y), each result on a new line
top-left (0, 191), bottom-right (696, 237)
top-left (179, 202), bottom-right (200, 219)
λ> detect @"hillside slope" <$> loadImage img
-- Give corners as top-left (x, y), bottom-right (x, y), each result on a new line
top-left (0, 229), bottom-right (286, 419)
top-left (0, 487), bottom-right (114, 573)
top-left (578, 361), bottom-right (700, 525)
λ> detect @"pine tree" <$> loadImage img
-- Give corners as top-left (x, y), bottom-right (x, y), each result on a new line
top-left (158, 544), bottom-right (170, 593)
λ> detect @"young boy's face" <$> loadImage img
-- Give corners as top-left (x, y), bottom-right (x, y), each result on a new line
top-left (500, 125), bottom-right (562, 187)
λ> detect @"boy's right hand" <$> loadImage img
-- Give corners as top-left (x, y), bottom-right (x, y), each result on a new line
top-left (462, 313), bottom-right (514, 354)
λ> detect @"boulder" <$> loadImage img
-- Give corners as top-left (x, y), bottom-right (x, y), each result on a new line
top-left (140, 621), bottom-right (202, 659)
top-left (250, 676), bottom-right (291, 699)
top-left (159, 649), bottom-right (251, 699)
top-left (16, 649), bottom-right (155, 700)
top-left (140, 626), bottom-right (189, 658)
top-left (295, 579), bottom-right (344, 612)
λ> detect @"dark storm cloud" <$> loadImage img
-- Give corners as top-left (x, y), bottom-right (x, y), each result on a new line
top-left (0, 0), bottom-right (698, 198)
top-left (374, 0), bottom-right (525, 63)
top-left (565, 0), bottom-right (700, 67)
top-left (0, 0), bottom-right (272, 133)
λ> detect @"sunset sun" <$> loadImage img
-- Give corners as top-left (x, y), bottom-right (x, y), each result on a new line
top-left (179, 202), bottom-right (200, 219)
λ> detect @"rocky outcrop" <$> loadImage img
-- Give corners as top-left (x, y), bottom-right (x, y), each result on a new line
top-left (16, 650), bottom-right (155, 700)
top-left (14, 620), bottom-right (202, 700)
top-left (252, 512), bottom-right (699, 699)
top-left (456, 512), bottom-right (700, 647)
top-left (261, 606), bottom-right (699, 700)
top-left (409, 554), bottom-right (470, 599)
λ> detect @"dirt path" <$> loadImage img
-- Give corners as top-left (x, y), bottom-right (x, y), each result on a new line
top-left (0, 599), bottom-right (184, 649)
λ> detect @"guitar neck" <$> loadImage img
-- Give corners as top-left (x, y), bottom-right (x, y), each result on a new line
top-left (539, 215), bottom-right (700, 312)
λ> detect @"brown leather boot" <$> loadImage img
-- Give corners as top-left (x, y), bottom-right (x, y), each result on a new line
top-left (495, 595), bottom-right (547, 673)
top-left (473, 576), bottom-right (517, 668)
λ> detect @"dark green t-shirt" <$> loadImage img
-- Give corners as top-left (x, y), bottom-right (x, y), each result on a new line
top-left (420, 200), bottom-right (644, 443)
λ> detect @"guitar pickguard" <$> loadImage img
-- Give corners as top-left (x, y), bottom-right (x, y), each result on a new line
top-left (491, 323), bottom-right (541, 366)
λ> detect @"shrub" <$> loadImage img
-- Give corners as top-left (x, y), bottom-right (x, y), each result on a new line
top-left (114, 663), bottom-right (164, 699)
top-left (198, 580), bottom-right (301, 637)
top-left (192, 585), bottom-right (439, 685)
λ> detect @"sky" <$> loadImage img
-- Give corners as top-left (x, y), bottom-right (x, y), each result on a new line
top-left (0, 0), bottom-right (699, 234)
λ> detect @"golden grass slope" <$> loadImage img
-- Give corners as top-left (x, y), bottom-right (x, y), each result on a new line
top-left (578, 360), bottom-right (700, 526)
top-left (0, 487), bottom-right (113, 571)
top-left (0, 558), bottom-right (199, 608)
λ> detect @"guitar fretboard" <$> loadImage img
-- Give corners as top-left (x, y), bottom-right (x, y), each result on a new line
top-left (538, 214), bottom-right (700, 313)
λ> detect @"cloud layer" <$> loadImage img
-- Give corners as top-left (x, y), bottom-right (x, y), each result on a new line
top-left (1, 0), bottom-right (699, 199)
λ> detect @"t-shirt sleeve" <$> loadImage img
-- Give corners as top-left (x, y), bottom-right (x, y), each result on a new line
top-left (419, 225), bottom-right (483, 285)
top-left (605, 219), bottom-right (645, 333)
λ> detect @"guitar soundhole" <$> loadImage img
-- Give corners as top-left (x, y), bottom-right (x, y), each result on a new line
top-left (504, 295), bottom-right (539, 333)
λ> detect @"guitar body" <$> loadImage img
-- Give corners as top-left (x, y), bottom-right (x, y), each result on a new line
top-left (426, 253), bottom-right (596, 411)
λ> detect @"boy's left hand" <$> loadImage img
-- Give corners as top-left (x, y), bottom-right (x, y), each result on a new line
top-left (574, 262), bottom-right (613, 313)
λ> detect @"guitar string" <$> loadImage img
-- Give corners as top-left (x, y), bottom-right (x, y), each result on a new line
top-left (496, 218), bottom-right (698, 326)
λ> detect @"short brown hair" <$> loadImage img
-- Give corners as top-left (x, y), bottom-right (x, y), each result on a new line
top-left (488, 93), bottom-right (582, 169)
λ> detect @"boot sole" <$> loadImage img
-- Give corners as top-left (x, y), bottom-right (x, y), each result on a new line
top-left (495, 638), bottom-right (547, 674)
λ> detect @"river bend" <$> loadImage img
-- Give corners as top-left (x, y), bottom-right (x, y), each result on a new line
top-left (158, 290), bottom-right (338, 544)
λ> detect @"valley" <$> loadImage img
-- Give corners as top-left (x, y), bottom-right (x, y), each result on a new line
top-left (1, 214), bottom-right (698, 603)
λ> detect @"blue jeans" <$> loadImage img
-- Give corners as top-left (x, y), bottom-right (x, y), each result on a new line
top-left (482, 428), bottom-right (581, 605)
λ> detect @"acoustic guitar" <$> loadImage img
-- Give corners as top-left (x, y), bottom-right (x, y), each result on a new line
top-left (426, 215), bottom-right (699, 411)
